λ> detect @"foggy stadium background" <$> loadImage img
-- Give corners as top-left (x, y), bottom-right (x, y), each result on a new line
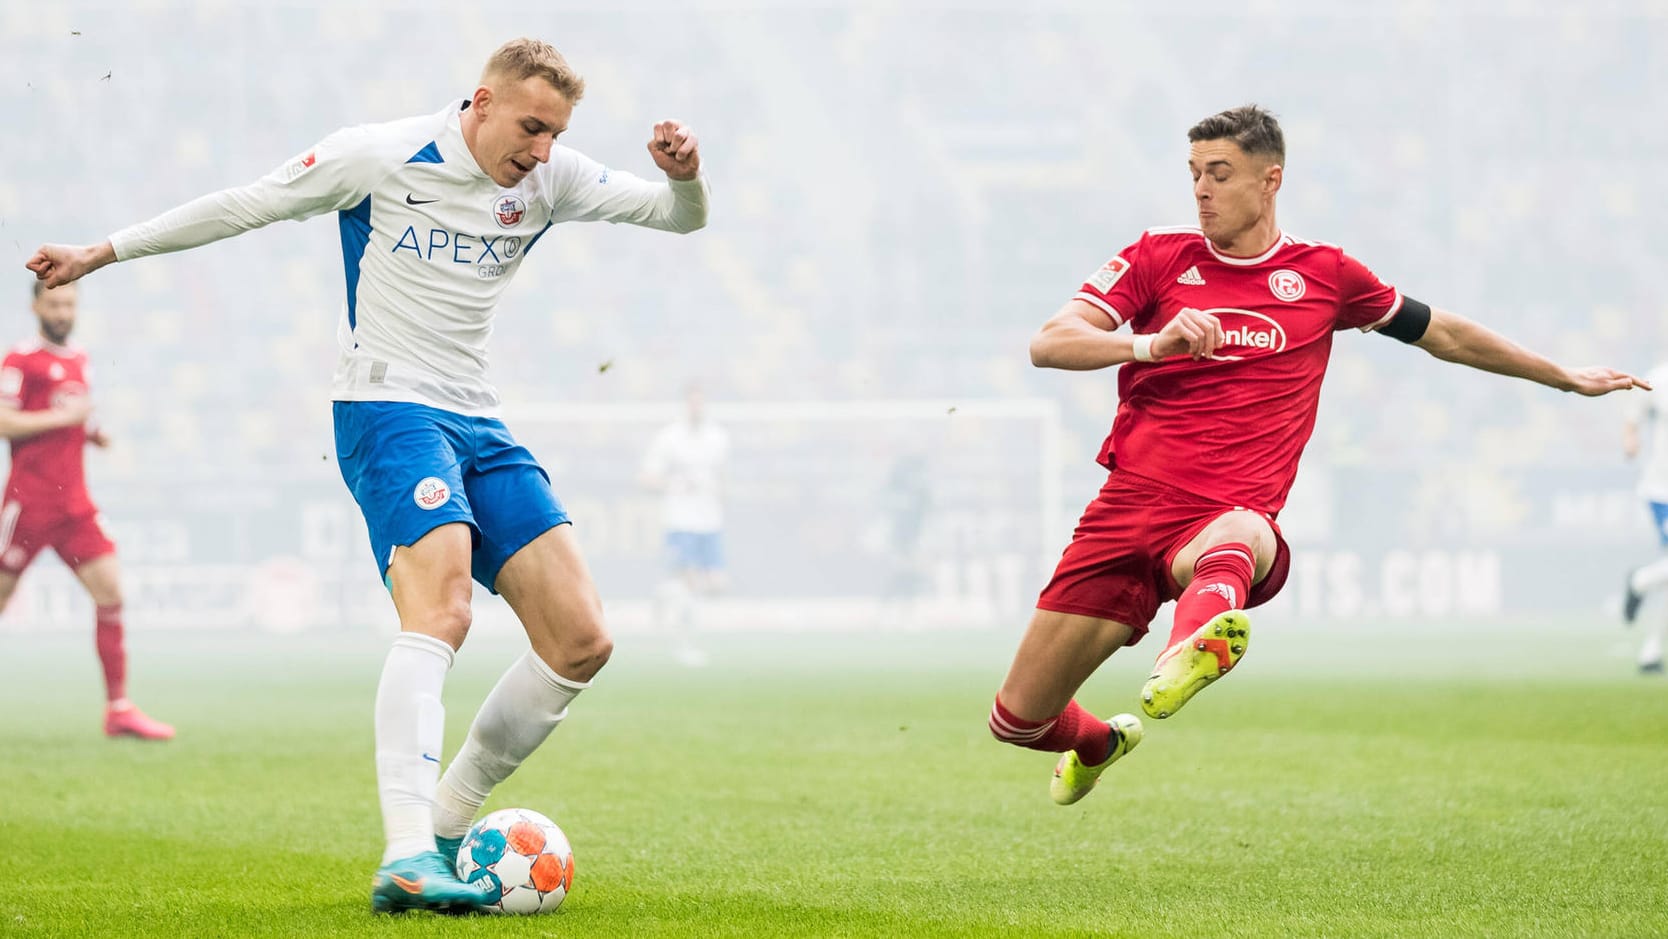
top-left (1, 0), bottom-right (1664, 641)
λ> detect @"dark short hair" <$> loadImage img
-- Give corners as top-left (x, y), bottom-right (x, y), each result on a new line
top-left (1188, 105), bottom-right (1285, 164)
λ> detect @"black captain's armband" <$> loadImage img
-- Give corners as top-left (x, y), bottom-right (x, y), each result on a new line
top-left (1378, 296), bottom-right (1432, 343)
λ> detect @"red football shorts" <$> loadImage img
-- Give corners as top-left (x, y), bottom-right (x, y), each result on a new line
top-left (0, 500), bottom-right (116, 575)
top-left (1036, 470), bottom-right (1291, 643)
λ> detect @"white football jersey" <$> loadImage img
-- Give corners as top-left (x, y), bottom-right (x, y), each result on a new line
top-left (643, 418), bottom-right (729, 533)
top-left (110, 100), bottom-right (708, 416)
top-left (1628, 362), bottom-right (1668, 503)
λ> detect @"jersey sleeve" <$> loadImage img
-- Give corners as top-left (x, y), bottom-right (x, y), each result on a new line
top-left (0, 354), bottom-right (25, 409)
top-left (1073, 234), bottom-right (1154, 329)
top-left (543, 147), bottom-right (709, 233)
top-left (110, 125), bottom-right (384, 261)
top-left (1334, 250), bottom-right (1404, 332)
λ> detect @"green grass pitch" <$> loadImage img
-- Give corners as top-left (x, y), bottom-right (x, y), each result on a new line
top-left (2, 618), bottom-right (1665, 937)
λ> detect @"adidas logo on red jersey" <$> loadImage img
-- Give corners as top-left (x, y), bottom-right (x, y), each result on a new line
top-left (1176, 266), bottom-right (1206, 286)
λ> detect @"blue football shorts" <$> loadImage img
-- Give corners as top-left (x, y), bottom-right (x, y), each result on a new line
top-left (333, 401), bottom-right (570, 593)
top-left (1651, 501), bottom-right (1668, 548)
top-left (665, 530), bottom-right (724, 573)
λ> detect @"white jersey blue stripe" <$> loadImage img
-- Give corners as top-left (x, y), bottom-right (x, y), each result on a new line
top-left (110, 100), bottom-right (709, 416)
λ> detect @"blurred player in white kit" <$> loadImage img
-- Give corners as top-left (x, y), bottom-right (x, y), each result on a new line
top-left (641, 384), bottom-right (729, 666)
top-left (1621, 358), bottom-right (1668, 673)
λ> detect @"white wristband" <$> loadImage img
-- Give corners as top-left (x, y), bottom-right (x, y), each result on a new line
top-left (1132, 334), bottom-right (1156, 362)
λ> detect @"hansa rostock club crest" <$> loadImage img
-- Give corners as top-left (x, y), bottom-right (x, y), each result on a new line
top-left (494, 194), bottom-right (527, 228)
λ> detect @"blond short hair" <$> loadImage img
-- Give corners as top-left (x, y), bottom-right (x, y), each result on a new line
top-left (481, 38), bottom-right (586, 102)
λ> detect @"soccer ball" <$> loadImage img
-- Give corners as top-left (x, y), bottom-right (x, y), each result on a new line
top-left (455, 808), bottom-right (575, 914)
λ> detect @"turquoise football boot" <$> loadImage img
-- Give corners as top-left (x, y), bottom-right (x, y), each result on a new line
top-left (370, 850), bottom-right (492, 914)
top-left (435, 834), bottom-right (465, 876)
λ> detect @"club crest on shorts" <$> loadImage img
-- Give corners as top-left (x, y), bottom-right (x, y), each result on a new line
top-left (1268, 269), bottom-right (1306, 302)
top-left (413, 477), bottom-right (451, 510)
top-left (494, 194), bottom-right (527, 229)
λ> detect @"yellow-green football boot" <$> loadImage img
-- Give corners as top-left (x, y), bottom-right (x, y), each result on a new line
top-left (1050, 713), bottom-right (1144, 805)
top-left (1141, 610), bottom-right (1250, 719)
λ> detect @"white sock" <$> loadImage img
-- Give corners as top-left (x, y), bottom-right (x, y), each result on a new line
top-left (1642, 622), bottom-right (1665, 667)
top-left (1630, 556), bottom-right (1668, 595)
top-left (375, 632), bottom-right (454, 865)
top-left (432, 651), bottom-right (589, 839)
top-left (654, 578), bottom-right (690, 632)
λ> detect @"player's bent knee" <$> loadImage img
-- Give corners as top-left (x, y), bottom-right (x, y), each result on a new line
top-left (410, 598), bottom-right (473, 649)
top-left (1207, 509), bottom-right (1275, 547)
top-left (541, 631), bottom-right (611, 680)
top-left (581, 633), bottom-right (615, 673)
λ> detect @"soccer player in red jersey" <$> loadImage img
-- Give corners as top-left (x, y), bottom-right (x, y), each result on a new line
top-left (0, 282), bottom-right (174, 740)
top-left (989, 105), bottom-right (1648, 805)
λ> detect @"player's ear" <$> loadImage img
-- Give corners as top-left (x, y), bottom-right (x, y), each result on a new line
top-left (471, 85), bottom-right (493, 117)
top-left (1264, 163), bottom-right (1283, 195)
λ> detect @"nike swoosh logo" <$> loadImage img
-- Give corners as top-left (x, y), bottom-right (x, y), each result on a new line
top-left (405, 194), bottom-right (439, 205)
top-left (388, 873), bottom-right (424, 893)
top-left (421, 753), bottom-right (440, 763)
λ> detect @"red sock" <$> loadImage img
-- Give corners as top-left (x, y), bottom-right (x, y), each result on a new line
top-left (95, 605), bottom-right (127, 704)
top-left (988, 696), bottom-right (1111, 764)
top-left (1168, 542), bottom-right (1255, 649)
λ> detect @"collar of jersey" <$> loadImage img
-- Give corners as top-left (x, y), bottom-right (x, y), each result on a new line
top-left (1203, 231), bottom-right (1290, 267)
top-left (22, 336), bottom-right (77, 356)
top-left (438, 101), bottom-right (494, 182)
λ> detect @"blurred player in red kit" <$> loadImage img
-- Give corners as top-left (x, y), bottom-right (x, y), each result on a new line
top-left (989, 105), bottom-right (1647, 804)
top-left (0, 282), bottom-right (173, 740)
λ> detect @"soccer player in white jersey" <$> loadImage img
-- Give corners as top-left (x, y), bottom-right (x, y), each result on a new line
top-left (27, 39), bottom-right (708, 913)
top-left (640, 384), bottom-right (729, 665)
top-left (1622, 358), bottom-right (1668, 673)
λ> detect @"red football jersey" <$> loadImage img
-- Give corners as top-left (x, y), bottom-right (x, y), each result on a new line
top-left (1075, 226), bottom-right (1403, 514)
top-left (0, 340), bottom-right (96, 515)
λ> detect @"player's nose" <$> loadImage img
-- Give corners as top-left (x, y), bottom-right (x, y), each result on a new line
top-left (531, 136), bottom-right (553, 163)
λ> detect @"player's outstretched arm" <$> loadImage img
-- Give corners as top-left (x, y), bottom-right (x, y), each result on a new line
top-left (1031, 300), bottom-right (1224, 370)
top-left (26, 128), bottom-right (373, 288)
top-left (1414, 307), bottom-right (1651, 396)
top-left (0, 397), bottom-right (92, 441)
